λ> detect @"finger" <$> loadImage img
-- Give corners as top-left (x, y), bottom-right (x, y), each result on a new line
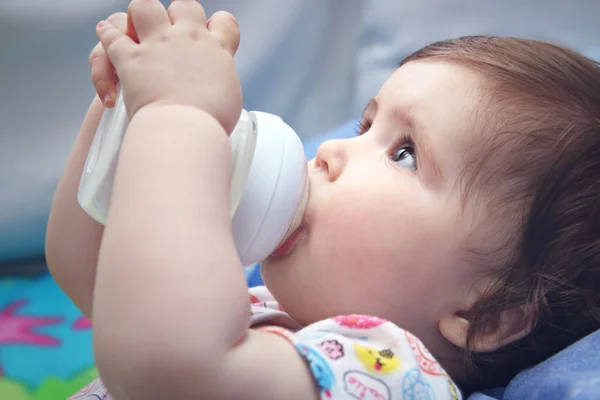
top-left (207, 11), bottom-right (240, 55)
top-left (168, 0), bottom-right (206, 26)
top-left (90, 13), bottom-right (127, 107)
top-left (107, 12), bottom-right (127, 32)
top-left (96, 19), bottom-right (136, 69)
top-left (127, 0), bottom-right (171, 41)
top-left (89, 43), bottom-right (118, 107)
top-left (126, 11), bottom-right (140, 44)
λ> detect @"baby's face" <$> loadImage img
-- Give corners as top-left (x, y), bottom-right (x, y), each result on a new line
top-left (262, 60), bottom-right (489, 346)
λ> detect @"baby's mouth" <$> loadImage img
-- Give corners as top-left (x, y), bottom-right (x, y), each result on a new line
top-left (270, 224), bottom-right (306, 258)
top-left (270, 172), bottom-right (311, 259)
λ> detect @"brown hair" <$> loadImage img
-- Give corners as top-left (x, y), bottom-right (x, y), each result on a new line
top-left (402, 36), bottom-right (600, 390)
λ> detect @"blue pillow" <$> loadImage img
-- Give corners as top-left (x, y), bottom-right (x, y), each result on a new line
top-left (469, 329), bottom-right (600, 399)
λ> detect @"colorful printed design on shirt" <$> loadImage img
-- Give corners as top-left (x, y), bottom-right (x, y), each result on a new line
top-left (259, 326), bottom-right (295, 340)
top-left (296, 343), bottom-right (335, 398)
top-left (332, 315), bottom-right (386, 329)
top-left (297, 331), bottom-right (329, 341)
top-left (405, 330), bottom-right (445, 376)
top-left (447, 375), bottom-right (460, 400)
top-left (67, 286), bottom-right (462, 400)
top-left (354, 344), bottom-right (400, 374)
top-left (69, 378), bottom-right (108, 399)
top-left (249, 287), bottom-right (286, 312)
top-left (402, 368), bottom-right (436, 400)
top-left (343, 370), bottom-right (391, 400)
top-left (249, 294), bottom-right (261, 304)
top-left (319, 339), bottom-right (345, 360)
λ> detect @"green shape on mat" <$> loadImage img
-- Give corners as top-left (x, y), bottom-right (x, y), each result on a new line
top-left (33, 367), bottom-right (98, 400)
top-left (0, 367), bottom-right (98, 400)
top-left (0, 378), bottom-right (34, 400)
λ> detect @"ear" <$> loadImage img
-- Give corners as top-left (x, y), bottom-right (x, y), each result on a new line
top-left (439, 298), bottom-right (536, 353)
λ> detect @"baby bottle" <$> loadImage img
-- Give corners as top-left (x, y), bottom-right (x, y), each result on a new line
top-left (78, 89), bottom-right (309, 266)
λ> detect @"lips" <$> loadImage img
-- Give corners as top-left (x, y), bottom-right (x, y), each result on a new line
top-left (270, 225), bottom-right (306, 258)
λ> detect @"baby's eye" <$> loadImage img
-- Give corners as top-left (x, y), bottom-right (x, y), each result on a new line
top-left (391, 146), bottom-right (416, 171)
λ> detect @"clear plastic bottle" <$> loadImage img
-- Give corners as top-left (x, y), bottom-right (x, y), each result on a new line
top-left (78, 89), bottom-right (308, 266)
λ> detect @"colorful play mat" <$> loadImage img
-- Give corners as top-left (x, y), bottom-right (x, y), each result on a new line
top-left (0, 265), bottom-right (264, 400)
top-left (0, 273), bottom-right (97, 400)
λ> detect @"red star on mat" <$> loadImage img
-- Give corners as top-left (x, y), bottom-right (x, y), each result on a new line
top-left (0, 299), bottom-right (62, 346)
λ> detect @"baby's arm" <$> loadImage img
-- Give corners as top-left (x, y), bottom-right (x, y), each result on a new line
top-left (46, 96), bottom-right (104, 318)
top-left (93, 105), bottom-right (319, 399)
top-left (46, 13), bottom-right (127, 318)
top-left (89, 2), bottom-right (319, 399)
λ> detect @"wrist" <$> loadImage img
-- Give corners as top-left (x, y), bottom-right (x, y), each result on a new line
top-left (112, 100), bottom-right (234, 231)
top-left (124, 102), bottom-right (233, 176)
top-left (132, 103), bottom-right (228, 136)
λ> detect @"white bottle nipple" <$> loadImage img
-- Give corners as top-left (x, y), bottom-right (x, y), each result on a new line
top-left (230, 111), bottom-right (308, 265)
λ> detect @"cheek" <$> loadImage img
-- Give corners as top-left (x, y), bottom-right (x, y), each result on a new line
top-left (309, 177), bottom-right (464, 284)
top-left (313, 202), bottom-right (386, 262)
top-left (310, 184), bottom-right (425, 269)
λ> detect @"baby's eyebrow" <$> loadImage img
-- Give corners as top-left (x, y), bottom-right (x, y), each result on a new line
top-left (363, 97), bottom-right (443, 183)
top-left (362, 97), bottom-right (378, 119)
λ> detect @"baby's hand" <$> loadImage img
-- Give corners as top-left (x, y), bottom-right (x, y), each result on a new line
top-left (95, 0), bottom-right (242, 133)
top-left (89, 12), bottom-right (126, 108)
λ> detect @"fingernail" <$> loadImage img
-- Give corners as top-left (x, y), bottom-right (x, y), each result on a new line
top-left (97, 20), bottom-right (108, 28)
top-left (103, 93), bottom-right (113, 106)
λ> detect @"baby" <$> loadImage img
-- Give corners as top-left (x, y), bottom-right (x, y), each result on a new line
top-left (46, 0), bottom-right (600, 399)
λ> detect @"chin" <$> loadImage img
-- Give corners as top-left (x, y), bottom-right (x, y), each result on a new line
top-left (260, 256), bottom-right (289, 286)
top-left (259, 257), bottom-right (280, 289)
top-left (261, 254), bottom-right (302, 296)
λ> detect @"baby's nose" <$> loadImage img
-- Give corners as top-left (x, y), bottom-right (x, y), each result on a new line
top-left (315, 139), bottom-right (346, 182)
